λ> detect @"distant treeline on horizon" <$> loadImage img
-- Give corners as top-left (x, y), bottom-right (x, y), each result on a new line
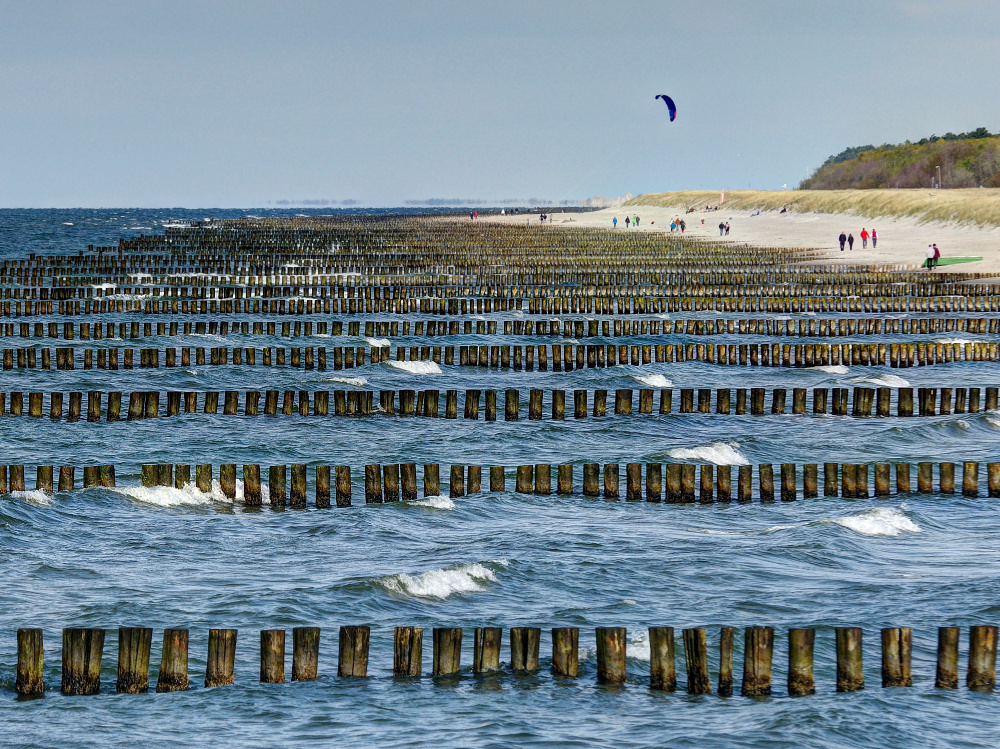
top-left (801, 128), bottom-right (1000, 189)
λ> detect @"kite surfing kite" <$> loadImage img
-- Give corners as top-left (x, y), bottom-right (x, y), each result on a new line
top-left (655, 94), bottom-right (677, 122)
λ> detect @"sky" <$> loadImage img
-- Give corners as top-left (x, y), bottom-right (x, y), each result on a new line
top-left (2, 0), bottom-right (999, 207)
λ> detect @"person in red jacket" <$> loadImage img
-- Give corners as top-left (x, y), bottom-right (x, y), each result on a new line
top-left (860, 228), bottom-right (870, 249)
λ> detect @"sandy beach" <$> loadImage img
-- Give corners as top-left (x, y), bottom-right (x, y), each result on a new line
top-left (484, 201), bottom-right (1000, 274)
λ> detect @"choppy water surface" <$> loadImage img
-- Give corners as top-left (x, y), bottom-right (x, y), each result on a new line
top-left (0, 210), bottom-right (999, 748)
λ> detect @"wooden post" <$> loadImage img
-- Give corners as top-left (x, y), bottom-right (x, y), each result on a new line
top-left (220, 464), bottom-right (236, 501)
top-left (737, 464), bottom-right (752, 503)
top-left (62, 628), bottom-right (105, 695)
top-left (243, 464), bottom-right (262, 507)
top-left (558, 464), bottom-right (573, 495)
top-left (718, 626), bottom-right (734, 697)
top-left (604, 464), bottom-right (619, 499)
top-left (741, 626), bottom-right (774, 696)
top-left (196, 464), bottom-right (212, 493)
top-left (511, 627), bottom-right (541, 672)
top-left (394, 627), bottom-right (423, 677)
top-left (683, 627), bottom-right (712, 694)
top-left (534, 464), bottom-right (550, 495)
top-left (116, 627), bottom-right (152, 693)
top-left (384, 463), bottom-right (401, 502)
top-left (335, 465), bottom-right (353, 506)
top-left (205, 629), bottom-right (237, 687)
top-left (432, 628), bottom-right (462, 676)
top-left (424, 464), bottom-right (440, 496)
top-left (473, 627), bottom-right (502, 674)
top-left (292, 627), bottom-right (320, 681)
top-left (780, 463), bottom-right (796, 502)
top-left (156, 629), bottom-right (189, 692)
top-left (626, 463), bottom-right (642, 500)
top-left (836, 627), bottom-right (864, 692)
top-left (313, 465), bottom-right (331, 508)
top-left (583, 463), bottom-right (600, 496)
top-left (552, 627), bottom-right (579, 677)
top-left (968, 625), bottom-right (998, 690)
top-left (963, 462), bottom-right (979, 497)
top-left (288, 464), bottom-right (306, 508)
top-left (881, 627), bottom-right (912, 687)
top-left (269, 465), bottom-right (287, 509)
top-left (260, 630), bottom-right (285, 683)
top-left (758, 464), bottom-right (774, 502)
top-left (918, 462), bottom-right (933, 493)
top-left (788, 628), bottom-right (815, 696)
top-left (365, 464), bottom-right (383, 503)
top-left (803, 464), bottom-right (818, 498)
top-left (935, 626), bottom-right (959, 689)
top-left (940, 462), bottom-right (955, 494)
top-left (595, 627), bottom-right (626, 683)
top-left (649, 627), bottom-right (676, 691)
top-left (338, 626), bottom-right (370, 677)
top-left (646, 462), bottom-right (662, 502)
top-left (489, 465), bottom-right (505, 493)
top-left (16, 628), bottom-right (44, 696)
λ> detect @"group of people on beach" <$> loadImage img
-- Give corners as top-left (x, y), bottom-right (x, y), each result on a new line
top-left (838, 228), bottom-right (877, 251)
top-left (612, 215), bottom-right (641, 228)
top-left (718, 221), bottom-right (730, 236)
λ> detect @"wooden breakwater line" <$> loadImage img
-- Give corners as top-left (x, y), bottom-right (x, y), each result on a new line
top-left (2, 316), bottom-right (1000, 342)
top-left (3, 339), bottom-right (996, 370)
top-left (12, 623), bottom-right (1000, 695)
top-left (3, 460), bottom-right (995, 503)
top-left (5, 386), bottom-right (998, 421)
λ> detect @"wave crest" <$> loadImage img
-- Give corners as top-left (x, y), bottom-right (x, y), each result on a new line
top-left (386, 360), bottom-right (443, 375)
top-left (378, 560), bottom-right (507, 599)
top-left (831, 507), bottom-right (920, 537)
top-left (633, 373), bottom-right (672, 388)
top-left (669, 441), bottom-right (748, 465)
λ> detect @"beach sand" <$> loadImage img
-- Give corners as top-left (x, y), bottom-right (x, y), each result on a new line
top-left (482, 203), bottom-right (1000, 274)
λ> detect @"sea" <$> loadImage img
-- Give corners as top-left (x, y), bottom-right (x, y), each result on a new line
top-left (0, 208), bottom-right (998, 748)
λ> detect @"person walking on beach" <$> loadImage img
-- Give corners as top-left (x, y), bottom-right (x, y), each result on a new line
top-left (613, 217), bottom-right (617, 228)
top-left (839, 232), bottom-right (847, 251)
top-left (719, 221), bottom-right (725, 236)
top-left (625, 216), bottom-right (630, 228)
top-left (680, 219), bottom-right (686, 233)
top-left (871, 229), bottom-right (877, 248)
top-left (933, 243), bottom-right (941, 268)
top-left (848, 233), bottom-right (854, 250)
top-left (925, 245), bottom-right (935, 270)
top-left (725, 222), bottom-right (730, 235)
top-left (860, 228), bottom-right (869, 249)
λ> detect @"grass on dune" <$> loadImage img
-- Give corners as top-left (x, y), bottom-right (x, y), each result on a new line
top-left (627, 189), bottom-right (1000, 227)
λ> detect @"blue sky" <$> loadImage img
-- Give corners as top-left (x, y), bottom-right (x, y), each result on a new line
top-left (2, 0), bottom-right (998, 206)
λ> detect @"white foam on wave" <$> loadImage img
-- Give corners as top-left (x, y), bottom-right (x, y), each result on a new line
top-left (386, 360), bottom-right (442, 375)
top-left (112, 479), bottom-right (270, 508)
top-left (655, 313), bottom-right (671, 320)
top-left (669, 441), bottom-right (749, 465)
top-left (321, 376), bottom-right (368, 387)
top-left (364, 337), bottom-right (391, 347)
top-left (985, 411), bottom-right (1000, 430)
top-left (10, 489), bottom-right (52, 506)
top-left (564, 338), bottom-right (580, 344)
top-left (633, 373), bottom-right (672, 388)
top-left (850, 373), bottom-right (911, 388)
top-left (933, 338), bottom-right (975, 345)
top-left (810, 365), bottom-right (850, 375)
top-left (831, 507), bottom-right (920, 537)
top-left (410, 495), bottom-right (455, 510)
top-left (378, 560), bottom-right (508, 599)
top-left (627, 630), bottom-right (651, 661)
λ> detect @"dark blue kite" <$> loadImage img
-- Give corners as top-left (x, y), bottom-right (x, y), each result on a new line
top-left (655, 94), bottom-right (676, 122)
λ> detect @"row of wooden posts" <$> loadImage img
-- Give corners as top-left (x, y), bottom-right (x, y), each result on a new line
top-left (4, 386), bottom-right (998, 422)
top-left (4, 339), bottom-right (994, 370)
top-left (13, 624), bottom-right (1000, 696)
top-left (6, 294), bottom-right (1000, 319)
top-left (2, 315), bottom-right (996, 341)
top-left (116, 460), bottom-right (998, 504)
top-left (0, 460), bottom-right (991, 502)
